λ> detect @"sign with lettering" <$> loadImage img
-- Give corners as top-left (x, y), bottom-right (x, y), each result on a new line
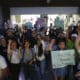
top-left (51, 50), bottom-right (75, 69)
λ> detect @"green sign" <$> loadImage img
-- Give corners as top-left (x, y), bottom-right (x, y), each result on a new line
top-left (51, 50), bottom-right (75, 69)
top-left (54, 17), bottom-right (64, 29)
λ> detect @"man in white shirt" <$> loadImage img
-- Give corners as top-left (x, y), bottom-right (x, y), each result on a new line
top-left (0, 55), bottom-right (8, 80)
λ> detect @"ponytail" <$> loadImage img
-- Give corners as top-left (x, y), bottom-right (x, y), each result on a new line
top-left (38, 44), bottom-right (43, 57)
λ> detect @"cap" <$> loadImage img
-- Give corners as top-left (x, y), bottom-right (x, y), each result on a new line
top-left (71, 34), bottom-right (78, 38)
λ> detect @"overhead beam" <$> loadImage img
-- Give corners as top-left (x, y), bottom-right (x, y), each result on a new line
top-left (2, 0), bottom-right (80, 7)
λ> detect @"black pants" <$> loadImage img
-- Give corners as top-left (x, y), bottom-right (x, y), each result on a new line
top-left (23, 63), bottom-right (38, 80)
top-left (23, 64), bottom-right (31, 80)
top-left (10, 63), bottom-right (20, 80)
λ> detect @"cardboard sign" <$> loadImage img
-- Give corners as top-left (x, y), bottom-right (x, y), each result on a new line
top-left (51, 50), bottom-right (75, 69)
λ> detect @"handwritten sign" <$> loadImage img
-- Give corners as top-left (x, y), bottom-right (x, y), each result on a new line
top-left (51, 50), bottom-right (75, 69)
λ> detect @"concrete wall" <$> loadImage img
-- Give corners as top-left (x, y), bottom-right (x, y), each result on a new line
top-left (10, 7), bottom-right (79, 15)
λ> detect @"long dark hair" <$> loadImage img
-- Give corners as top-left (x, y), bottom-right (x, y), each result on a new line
top-left (38, 43), bottom-right (43, 57)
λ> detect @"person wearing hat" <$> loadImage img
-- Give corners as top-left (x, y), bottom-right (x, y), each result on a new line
top-left (65, 33), bottom-right (78, 80)
top-left (66, 33), bottom-right (78, 49)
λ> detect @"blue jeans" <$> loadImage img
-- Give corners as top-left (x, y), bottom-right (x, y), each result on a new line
top-left (53, 67), bottom-right (66, 77)
top-left (36, 59), bottom-right (45, 80)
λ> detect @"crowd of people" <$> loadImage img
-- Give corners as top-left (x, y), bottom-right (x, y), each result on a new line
top-left (0, 22), bottom-right (80, 80)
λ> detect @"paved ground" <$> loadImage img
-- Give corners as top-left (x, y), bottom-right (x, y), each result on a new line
top-left (4, 65), bottom-right (77, 80)
top-left (19, 66), bottom-right (54, 80)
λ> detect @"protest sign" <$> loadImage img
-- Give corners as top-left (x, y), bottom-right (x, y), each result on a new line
top-left (51, 50), bottom-right (75, 69)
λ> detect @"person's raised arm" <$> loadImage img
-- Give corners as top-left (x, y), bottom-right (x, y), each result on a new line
top-left (18, 46), bottom-right (22, 59)
top-left (7, 40), bottom-right (12, 60)
top-left (75, 36), bottom-right (80, 51)
top-left (66, 28), bottom-right (70, 40)
top-left (7, 40), bottom-right (12, 54)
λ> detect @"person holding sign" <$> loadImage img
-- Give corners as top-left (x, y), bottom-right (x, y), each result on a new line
top-left (53, 39), bottom-right (67, 80)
